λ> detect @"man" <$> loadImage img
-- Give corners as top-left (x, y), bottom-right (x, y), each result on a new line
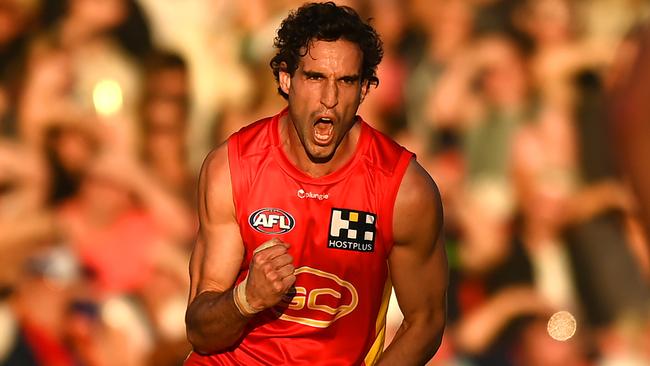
top-left (185, 3), bottom-right (447, 365)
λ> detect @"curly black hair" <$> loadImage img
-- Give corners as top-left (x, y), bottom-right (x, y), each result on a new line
top-left (270, 2), bottom-right (383, 99)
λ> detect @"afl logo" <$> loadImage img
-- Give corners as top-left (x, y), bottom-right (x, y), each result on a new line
top-left (248, 208), bottom-right (295, 234)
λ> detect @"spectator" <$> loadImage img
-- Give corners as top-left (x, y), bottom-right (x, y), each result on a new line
top-left (56, 154), bottom-right (193, 295)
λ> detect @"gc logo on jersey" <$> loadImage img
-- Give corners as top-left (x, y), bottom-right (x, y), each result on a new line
top-left (248, 208), bottom-right (295, 234)
top-left (328, 208), bottom-right (377, 252)
top-left (275, 266), bottom-right (358, 328)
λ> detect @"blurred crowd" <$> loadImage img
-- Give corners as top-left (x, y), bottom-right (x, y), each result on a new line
top-left (0, 0), bottom-right (649, 365)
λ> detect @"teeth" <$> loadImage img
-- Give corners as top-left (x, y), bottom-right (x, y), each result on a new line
top-left (314, 120), bottom-right (333, 143)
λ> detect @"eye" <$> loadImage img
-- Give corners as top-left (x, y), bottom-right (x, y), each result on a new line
top-left (340, 77), bottom-right (358, 85)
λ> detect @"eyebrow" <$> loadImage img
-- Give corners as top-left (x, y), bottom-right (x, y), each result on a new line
top-left (302, 70), bottom-right (360, 82)
top-left (302, 70), bottom-right (325, 78)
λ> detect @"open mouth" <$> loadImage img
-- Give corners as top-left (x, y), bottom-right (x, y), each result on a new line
top-left (313, 117), bottom-right (334, 146)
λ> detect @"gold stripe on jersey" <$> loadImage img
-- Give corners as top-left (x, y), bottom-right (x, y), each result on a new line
top-left (363, 277), bottom-right (392, 365)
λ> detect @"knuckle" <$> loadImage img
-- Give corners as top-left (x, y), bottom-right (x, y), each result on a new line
top-left (266, 271), bottom-right (278, 281)
top-left (273, 282), bottom-right (284, 292)
top-left (253, 255), bottom-right (264, 266)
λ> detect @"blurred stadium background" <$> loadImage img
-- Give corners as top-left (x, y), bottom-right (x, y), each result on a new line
top-left (1, 0), bottom-right (650, 365)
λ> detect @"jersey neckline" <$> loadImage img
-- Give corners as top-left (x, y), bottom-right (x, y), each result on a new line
top-left (270, 107), bottom-right (370, 185)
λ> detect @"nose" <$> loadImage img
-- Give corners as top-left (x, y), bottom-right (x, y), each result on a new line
top-left (320, 80), bottom-right (338, 109)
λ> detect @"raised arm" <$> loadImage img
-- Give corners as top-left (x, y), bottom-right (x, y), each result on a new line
top-left (185, 143), bottom-right (247, 353)
top-left (378, 160), bottom-right (448, 365)
top-left (185, 143), bottom-right (295, 354)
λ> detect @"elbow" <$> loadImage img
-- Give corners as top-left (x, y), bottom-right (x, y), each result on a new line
top-left (185, 316), bottom-right (212, 354)
top-left (185, 316), bottom-right (241, 355)
top-left (186, 330), bottom-right (209, 355)
top-left (185, 292), bottom-right (244, 355)
top-left (185, 310), bottom-right (219, 355)
top-left (186, 329), bottom-right (219, 355)
top-left (427, 313), bottom-right (446, 356)
top-left (185, 324), bottom-right (231, 355)
top-left (403, 311), bottom-right (446, 359)
top-left (420, 310), bottom-right (447, 358)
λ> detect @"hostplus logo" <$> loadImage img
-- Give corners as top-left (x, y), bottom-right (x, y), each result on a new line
top-left (327, 208), bottom-right (376, 252)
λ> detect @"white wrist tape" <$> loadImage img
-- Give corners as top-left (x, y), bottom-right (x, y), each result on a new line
top-left (233, 276), bottom-right (263, 317)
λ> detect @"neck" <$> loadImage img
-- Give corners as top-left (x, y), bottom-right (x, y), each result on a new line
top-left (279, 114), bottom-right (360, 178)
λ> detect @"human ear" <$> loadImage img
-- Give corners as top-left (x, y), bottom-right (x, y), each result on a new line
top-left (279, 63), bottom-right (291, 95)
top-left (359, 81), bottom-right (370, 104)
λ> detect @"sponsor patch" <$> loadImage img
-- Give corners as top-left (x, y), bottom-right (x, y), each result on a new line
top-left (327, 208), bottom-right (376, 252)
top-left (297, 189), bottom-right (329, 200)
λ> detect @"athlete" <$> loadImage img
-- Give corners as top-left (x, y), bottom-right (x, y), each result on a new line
top-left (184, 2), bottom-right (447, 365)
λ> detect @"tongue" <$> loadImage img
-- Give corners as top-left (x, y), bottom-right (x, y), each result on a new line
top-left (314, 122), bottom-right (333, 143)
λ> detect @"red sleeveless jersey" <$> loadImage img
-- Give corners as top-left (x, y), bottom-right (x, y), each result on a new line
top-left (186, 109), bottom-right (413, 366)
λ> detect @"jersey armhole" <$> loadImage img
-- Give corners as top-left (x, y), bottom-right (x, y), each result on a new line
top-left (227, 134), bottom-right (246, 232)
top-left (380, 151), bottom-right (415, 254)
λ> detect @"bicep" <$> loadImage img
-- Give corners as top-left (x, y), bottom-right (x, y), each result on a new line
top-left (389, 161), bottom-right (448, 320)
top-left (188, 144), bottom-right (245, 304)
top-left (189, 224), bottom-right (244, 302)
top-left (389, 236), bottom-right (448, 320)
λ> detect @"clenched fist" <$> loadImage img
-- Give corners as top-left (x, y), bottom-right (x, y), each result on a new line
top-left (243, 238), bottom-right (296, 312)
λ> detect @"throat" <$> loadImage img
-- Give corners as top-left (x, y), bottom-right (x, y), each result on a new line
top-left (280, 115), bottom-right (361, 178)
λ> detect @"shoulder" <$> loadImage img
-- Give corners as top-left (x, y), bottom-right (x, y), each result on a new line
top-left (230, 115), bottom-right (277, 158)
top-left (200, 142), bottom-right (230, 185)
top-left (361, 121), bottom-right (414, 174)
top-left (197, 143), bottom-right (235, 221)
top-left (393, 160), bottom-right (443, 245)
top-left (202, 108), bottom-right (275, 180)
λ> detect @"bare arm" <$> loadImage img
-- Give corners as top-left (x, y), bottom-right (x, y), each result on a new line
top-left (185, 144), bottom-right (246, 353)
top-left (453, 286), bottom-right (551, 354)
top-left (378, 160), bottom-right (448, 365)
top-left (185, 143), bottom-right (296, 354)
top-left (562, 180), bottom-right (634, 225)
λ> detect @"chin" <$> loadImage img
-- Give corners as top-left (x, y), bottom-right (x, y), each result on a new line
top-left (307, 146), bottom-right (335, 163)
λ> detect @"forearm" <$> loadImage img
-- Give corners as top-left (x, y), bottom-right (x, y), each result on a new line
top-left (185, 290), bottom-right (250, 354)
top-left (453, 295), bottom-right (514, 354)
top-left (453, 287), bottom-right (549, 354)
top-left (378, 314), bottom-right (445, 365)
